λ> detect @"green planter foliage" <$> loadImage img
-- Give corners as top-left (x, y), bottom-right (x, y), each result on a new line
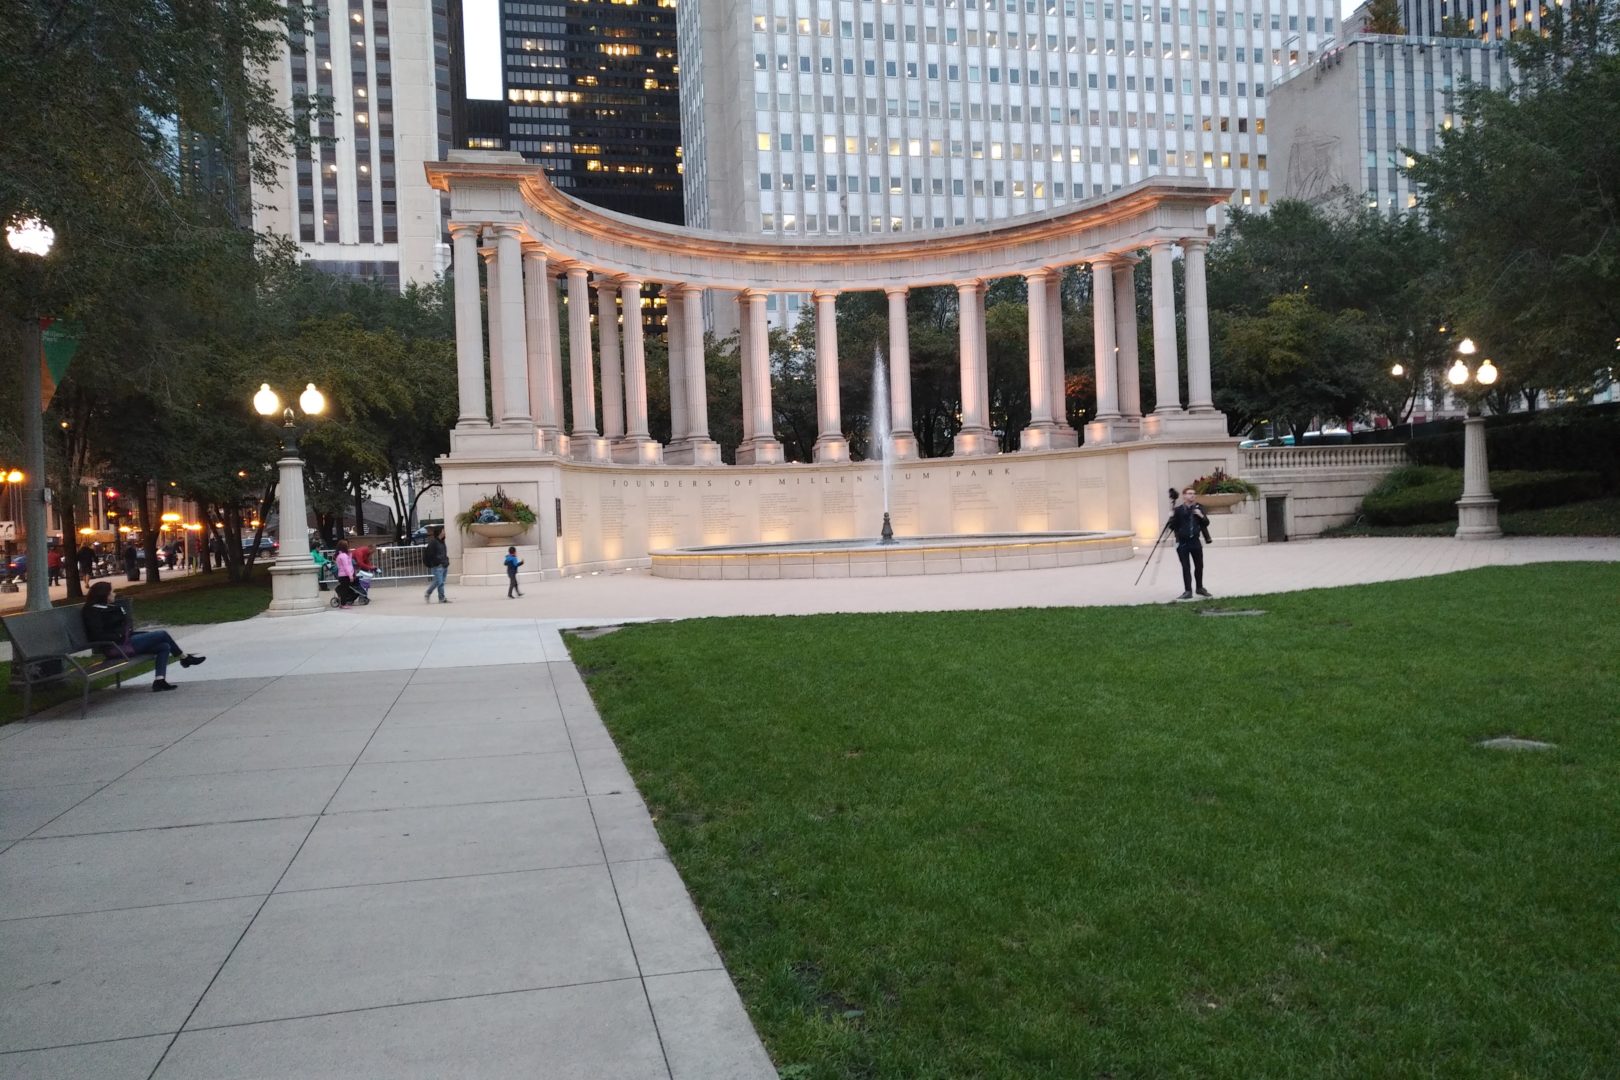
top-left (1361, 466), bottom-right (1604, 526)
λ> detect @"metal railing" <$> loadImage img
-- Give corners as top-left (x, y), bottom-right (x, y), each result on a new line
top-left (314, 543), bottom-right (430, 588)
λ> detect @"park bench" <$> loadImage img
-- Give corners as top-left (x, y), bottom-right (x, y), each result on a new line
top-left (2, 599), bottom-right (142, 718)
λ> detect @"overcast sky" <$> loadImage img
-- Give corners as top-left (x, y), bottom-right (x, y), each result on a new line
top-left (460, 0), bottom-right (1364, 102)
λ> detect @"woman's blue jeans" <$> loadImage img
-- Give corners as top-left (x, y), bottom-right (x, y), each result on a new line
top-left (128, 630), bottom-right (182, 678)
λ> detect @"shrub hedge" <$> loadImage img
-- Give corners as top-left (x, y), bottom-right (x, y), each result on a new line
top-left (1406, 412), bottom-right (1620, 488)
top-left (1361, 466), bottom-right (1605, 526)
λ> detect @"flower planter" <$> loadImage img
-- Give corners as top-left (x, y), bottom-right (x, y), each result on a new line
top-left (1194, 492), bottom-right (1249, 513)
top-left (468, 521), bottom-right (528, 541)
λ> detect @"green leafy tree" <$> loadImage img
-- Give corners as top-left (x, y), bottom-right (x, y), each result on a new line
top-left (1408, 0), bottom-right (1620, 401)
top-left (1365, 0), bottom-right (1406, 35)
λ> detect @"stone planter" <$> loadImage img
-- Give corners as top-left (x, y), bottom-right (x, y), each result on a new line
top-left (467, 521), bottom-right (528, 542)
top-left (1195, 492), bottom-right (1249, 513)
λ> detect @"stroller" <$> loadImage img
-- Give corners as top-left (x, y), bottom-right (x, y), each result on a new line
top-left (330, 567), bottom-right (377, 608)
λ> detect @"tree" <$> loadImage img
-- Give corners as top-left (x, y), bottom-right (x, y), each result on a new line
top-left (1365, 0), bottom-right (1406, 35)
top-left (1408, 0), bottom-right (1620, 400)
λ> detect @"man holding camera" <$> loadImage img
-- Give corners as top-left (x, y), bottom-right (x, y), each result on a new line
top-left (1168, 487), bottom-right (1213, 601)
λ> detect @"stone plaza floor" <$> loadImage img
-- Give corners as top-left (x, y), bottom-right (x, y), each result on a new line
top-left (2, 535), bottom-right (1618, 1077)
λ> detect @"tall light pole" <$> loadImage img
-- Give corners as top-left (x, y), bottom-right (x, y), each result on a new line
top-left (1448, 338), bottom-right (1502, 540)
top-left (8, 217), bottom-right (57, 611)
top-left (254, 382), bottom-right (328, 615)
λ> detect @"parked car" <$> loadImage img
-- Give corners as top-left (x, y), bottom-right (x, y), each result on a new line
top-left (241, 537), bottom-right (279, 556)
top-left (4, 554), bottom-right (25, 581)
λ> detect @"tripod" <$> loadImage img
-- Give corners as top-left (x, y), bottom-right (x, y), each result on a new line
top-left (1132, 520), bottom-right (1174, 587)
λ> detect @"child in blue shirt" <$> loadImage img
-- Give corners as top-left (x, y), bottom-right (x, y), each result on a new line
top-left (504, 547), bottom-right (524, 598)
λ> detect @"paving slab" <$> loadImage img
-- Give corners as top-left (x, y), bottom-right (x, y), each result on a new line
top-left (0, 744), bottom-right (163, 791)
top-left (326, 753), bottom-right (583, 813)
top-left (644, 969), bottom-right (777, 1080)
top-left (0, 897), bottom-right (260, 1051)
top-left (154, 980), bottom-right (668, 1080)
top-left (278, 799), bottom-right (602, 892)
top-left (32, 766), bottom-right (349, 837)
top-left (0, 818), bottom-right (313, 920)
top-left (188, 866), bottom-right (640, 1029)
top-left (0, 1033), bottom-right (171, 1080)
top-left (591, 793), bottom-right (670, 864)
top-left (123, 728), bottom-right (376, 780)
top-left (0, 783), bottom-right (104, 843)
top-left (357, 717), bottom-right (573, 764)
top-left (611, 858), bottom-right (725, 976)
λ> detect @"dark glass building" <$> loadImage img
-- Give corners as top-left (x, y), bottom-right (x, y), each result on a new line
top-left (453, 0), bottom-right (683, 225)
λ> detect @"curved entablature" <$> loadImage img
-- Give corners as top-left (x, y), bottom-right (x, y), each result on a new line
top-left (425, 152), bottom-right (1229, 292)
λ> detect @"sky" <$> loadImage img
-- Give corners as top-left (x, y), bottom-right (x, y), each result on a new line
top-left (460, 0), bottom-right (1366, 103)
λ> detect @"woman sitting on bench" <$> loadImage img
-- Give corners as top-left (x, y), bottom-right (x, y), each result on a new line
top-left (81, 581), bottom-right (206, 692)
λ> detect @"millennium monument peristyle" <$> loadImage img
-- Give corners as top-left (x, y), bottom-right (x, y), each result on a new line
top-left (426, 150), bottom-right (1258, 584)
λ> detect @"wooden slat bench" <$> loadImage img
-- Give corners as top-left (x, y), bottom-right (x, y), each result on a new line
top-left (2, 599), bottom-right (144, 718)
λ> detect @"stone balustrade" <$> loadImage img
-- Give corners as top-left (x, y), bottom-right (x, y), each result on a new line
top-left (1241, 444), bottom-right (1409, 471)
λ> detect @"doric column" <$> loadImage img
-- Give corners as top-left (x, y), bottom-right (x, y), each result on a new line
top-left (492, 224), bottom-right (531, 425)
top-left (1047, 273), bottom-right (1075, 444)
top-left (681, 286), bottom-right (718, 461)
top-left (1149, 241), bottom-right (1182, 414)
top-left (953, 280), bottom-right (995, 456)
top-left (596, 278), bottom-right (624, 440)
top-left (736, 293), bottom-right (755, 441)
top-left (619, 279), bottom-right (655, 458)
top-left (479, 239), bottom-right (505, 423)
top-left (566, 266), bottom-right (598, 448)
top-left (887, 287), bottom-right (918, 459)
top-left (546, 269), bottom-right (566, 436)
top-left (1091, 256), bottom-right (1120, 422)
top-left (974, 282), bottom-right (992, 431)
top-left (664, 289), bottom-right (688, 445)
top-left (812, 290), bottom-right (848, 462)
top-left (1182, 239), bottom-right (1215, 412)
top-left (736, 290), bottom-right (783, 464)
top-left (524, 247), bottom-right (560, 450)
top-left (1025, 270), bottom-right (1054, 437)
top-left (1113, 257), bottom-right (1142, 422)
top-left (449, 222), bottom-right (488, 427)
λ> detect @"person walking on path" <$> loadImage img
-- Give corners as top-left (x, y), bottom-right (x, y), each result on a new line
top-left (81, 581), bottom-right (206, 692)
top-left (47, 547), bottom-right (63, 586)
top-left (504, 546), bottom-right (524, 598)
top-left (1168, 487), bottom-right (1213, 601)
top-left (334, 541), bottom-right (358, 608)
top-left (76, 543), bottom-right (94, 582)
top-left (423, 526), bottom-right (450, 603)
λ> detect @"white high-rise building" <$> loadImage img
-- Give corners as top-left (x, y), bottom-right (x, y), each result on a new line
top-left (1268, 29), bottom-right (1511, 215)
top-left (682, 0), bottom-right (1338, 319)
top-left (1401, 0), bottom-right (1547, 43)
top-left (253, 0), bottom-right (454, 289)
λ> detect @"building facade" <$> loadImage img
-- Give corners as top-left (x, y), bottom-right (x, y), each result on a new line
top-left (1267, 31), bottom-right (1511, 214)
top-left (682, 1), bottom-right (1338, 274)
top-left (455, 0), bottom-right (684, 225)
top-left (253, 0), bottom-right (455, 288)
top-left (1400, 0), bottom-right (1546, 42)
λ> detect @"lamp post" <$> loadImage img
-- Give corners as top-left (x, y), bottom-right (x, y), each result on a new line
top-left (253, 382), bottom-right (328, 615)
top-left (1447, 338), bottom-right (1502, 541)
top-left (8, 216), bottom-right (56, 611)
top-left (0, 468), bottom-right (22, 593)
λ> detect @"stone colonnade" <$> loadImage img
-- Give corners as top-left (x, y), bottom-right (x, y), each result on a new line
top-left (448, 223), bottom-right (1218, 464)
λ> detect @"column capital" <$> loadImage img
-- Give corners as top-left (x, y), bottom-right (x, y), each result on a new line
top-left (521, 242), bottom-right (548, 260)
top-left (1113, 252), bottom-right (1143, 268)
top-left (811, 289), bottom-right (839, 303)
top-left (1024, 268), bottom-right (1052, 284)
top-left (884, 284), bottom-right (910, 298)
top-left (740, 288), bottom-right (770, 301)
top-left (1088, 253), bottom-right (1124, 269)
top-left (1179, 236), bottom-right (1211, 253)
top-left (955, 279), bottom-right (981, 293)
top-left (671, 282), bottom-right (703, 298)
top-left (618, 277), bottom-right (644, 290)
top-left (488, 221), bottom-right (525, 239)
top-left (1147, 237), bottom-right (1177, 252)
top-left (447, 220), bottom-right (484, 241)
top-left (478, 243), bottom-right (497, 261)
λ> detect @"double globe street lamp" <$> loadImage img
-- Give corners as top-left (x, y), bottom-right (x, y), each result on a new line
top-left (253, 382), bottom-right (329, 615)
top-left (7, 216), bottom-right (57, 612)
top-left (1447, 338), bottom-right (1502, 541)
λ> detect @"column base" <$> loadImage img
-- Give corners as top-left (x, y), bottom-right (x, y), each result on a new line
top-left (1020, 422), bottom-right (1059, 451)
top-left (612, 436), bottom-right (663, 465)
top-left (1083, 416), bottom-right (1124, 446)
top-left (570, 435), bottom-right (612, 463)
top-left (735, 437), bottom-right (785, 465)
top-left (664, 438), bottom-right (722, 466)
top-left (952, 428), bottom-right (1000, 457)
top-left (536, 428), bottom-right (568, 456)
top-left (1048, 424), bottom-right (1079, 449)
top-left (812, 435), bottom-right (850, 463)
top-left (266, 563), bottom-right (327, 617)
top-left (1111, 417), bottom-right (1144, 444)
top-left (1455, 496), bottom-right (1503, 540)
top-left (1140, 410), bottom-right (1232, 440)
top-left (888, 431), bottom-right (920, 460)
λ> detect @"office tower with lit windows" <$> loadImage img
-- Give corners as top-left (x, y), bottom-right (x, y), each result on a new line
top-left (456, 0), bottom-right (683, 225)
top-left (1401, 0), bottom-right (1547, 42)
top-left (680, 0), bottom-right (1338, 322)
top-left (253, 0), bottom-right (455, 288)
top-left (1268, 26), bottom-right (1511, 215)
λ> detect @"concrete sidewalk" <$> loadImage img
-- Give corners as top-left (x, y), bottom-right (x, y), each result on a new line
top-left (0, 624), bottom-right (775, 1079)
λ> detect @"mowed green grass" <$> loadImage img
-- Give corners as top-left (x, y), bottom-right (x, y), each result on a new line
top-left (569, 564), bottom-right (1620, 1080)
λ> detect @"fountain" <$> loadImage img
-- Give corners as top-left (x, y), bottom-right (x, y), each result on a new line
top-left (648, 351), bottom-right (1136, 580)
top-left (873, 349), bottom-right (896, 545)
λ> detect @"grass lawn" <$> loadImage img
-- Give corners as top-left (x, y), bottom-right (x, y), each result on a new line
top-left (1323, 496), bottom-right (1620, 538)
top-left (569, 564), bottom-right (1620, 1080)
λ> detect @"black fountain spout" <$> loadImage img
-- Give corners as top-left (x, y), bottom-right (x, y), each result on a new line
top-left (879, 512), bottom-right (896, 545)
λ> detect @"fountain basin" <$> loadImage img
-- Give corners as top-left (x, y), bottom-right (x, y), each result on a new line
top-left (649, 530), bottom-right (1135, 580)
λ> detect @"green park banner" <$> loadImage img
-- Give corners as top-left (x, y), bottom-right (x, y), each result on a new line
top-left (40, 318), bottom-right (80, 410)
